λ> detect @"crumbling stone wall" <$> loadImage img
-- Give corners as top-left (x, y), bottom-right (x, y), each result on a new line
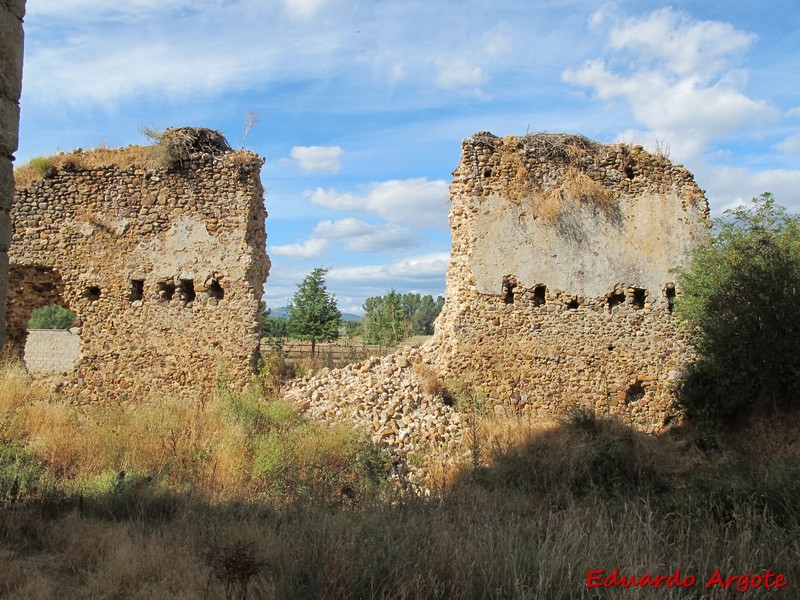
top-left (0, 0), bottom-right (26, 349)
top-left (430, 132), bottom-right (710, 429)
top-left (8, 129), bottom-right (270, 404)
top-left (284, 131), bottom-right (709, 478)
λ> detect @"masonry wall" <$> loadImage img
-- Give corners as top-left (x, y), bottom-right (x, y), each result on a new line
top-left (430, 132), bottom-right (710, 430)
top-left (0, 0), bottom-right (26, 349)
top-left (8, 135), bottom-right (270, 404)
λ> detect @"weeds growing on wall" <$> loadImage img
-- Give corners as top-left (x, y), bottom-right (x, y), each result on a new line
top-left (13, 127), bottom-right (236, 189)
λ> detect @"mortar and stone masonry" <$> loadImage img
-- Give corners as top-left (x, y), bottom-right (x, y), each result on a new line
top-left (285, 132), bottom-right (710, 471)
top-left (7, 128), bottom-right (270, 404)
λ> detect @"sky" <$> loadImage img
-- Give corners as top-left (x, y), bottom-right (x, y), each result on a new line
top-left (15, 0), bottom-right (800, 314)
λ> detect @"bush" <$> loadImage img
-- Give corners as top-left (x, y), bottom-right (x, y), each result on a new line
top-left (27, 304), bottom-right (76, 329)
top-left (674, 193), bottom-right (800, 426)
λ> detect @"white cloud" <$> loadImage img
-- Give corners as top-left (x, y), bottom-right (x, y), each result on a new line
top-left (307, 178), bottom-right (450, 229)
top-left (563, 8), bottom-right (777, 164)
top-left (327, 252), bottom-right (450, 285)
top-left (314, 218), bottom-right (418, 252)
top-left (435, 56), bottom-right (486, 90)
top-left (270, 218), bottom-right (418, 259)
top-left (270, 237), bottom-right (330, 259)
top-left (787, 107), bottom-right (800, 118)
top-left (776, 134), bottom-right (800, 156)
top-left (283, 0), bottom-right (332, 19)
top-left (607, 7), bottom-right (754, 79)
top-left (699, 165), bottom-right (800, 214)
top-left (290, 146), bottom-right (344, 173)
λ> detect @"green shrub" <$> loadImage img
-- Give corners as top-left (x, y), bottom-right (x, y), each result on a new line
top-left (25, 156), bottom-right (56, 178)
top-left (27, 304), bottom-right (76, 329)
top-left (675, 193), bottom-right (800, 427)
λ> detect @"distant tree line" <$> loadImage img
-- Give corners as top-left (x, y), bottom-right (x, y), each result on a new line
top-left (260, 271), bottom-right (444, 351)
top-left (361, 290), bottom-right (444, 346)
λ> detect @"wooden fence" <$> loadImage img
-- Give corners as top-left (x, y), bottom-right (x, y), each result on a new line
top-left (260, 340), bottom-right (389, 367)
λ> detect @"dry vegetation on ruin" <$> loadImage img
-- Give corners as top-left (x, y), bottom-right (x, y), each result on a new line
top-left (1, 356), bottom-right (799, 599)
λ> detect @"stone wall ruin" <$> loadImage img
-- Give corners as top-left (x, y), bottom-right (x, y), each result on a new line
top-left (0, 0), bottom-right (26, 349)
top-left (8, 128), bottom-right (270, 404)
top-left (285, 131), bottom-right (710, 475)
top-left (429, 132), bottom-right (710, 429)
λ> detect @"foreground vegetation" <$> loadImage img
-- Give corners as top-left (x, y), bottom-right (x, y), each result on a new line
top-left (0, 358), bottom-right (798, 599)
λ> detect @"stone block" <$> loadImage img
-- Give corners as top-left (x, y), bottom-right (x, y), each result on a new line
top-left (0, 4), bottom-right (25, 101)
top-left (6, 1), bottom-right (26, 21)
top-left (0, 97), bottom-right (20, 155)
top-left (0, 159), bottom-right (12, 210)
top-left (0, 207), bottom-right (10, 252)
top-left (0, 251), bottom-right (7, 347)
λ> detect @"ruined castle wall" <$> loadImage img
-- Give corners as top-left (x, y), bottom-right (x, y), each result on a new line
top-left (431, 132), bottom-right (710, 430)
top-left (0, 0), bottom-right (26, 349)
top-left (8, 144), bottom-right (270, 404)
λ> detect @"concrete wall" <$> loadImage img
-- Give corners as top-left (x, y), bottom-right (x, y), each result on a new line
top-left (0, 0), bottom-right (26, 349)
top-left (8, 128), bottom-right (270, 404)
top-left (430, 132), bottom-right (710, 430)
top-left (24, 329), bottom-right (80, 373)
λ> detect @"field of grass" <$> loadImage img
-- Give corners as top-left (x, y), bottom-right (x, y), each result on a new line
top-left (0, 357), bottom-right (798, 599)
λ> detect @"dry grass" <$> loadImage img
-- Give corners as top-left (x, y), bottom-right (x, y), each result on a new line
top-left (13, 127), bottom-right (235, 190)
top-left (0, 359), bottom-right (798, 598)
top-left (13, 145), bottom-right (155, 189)
top-left (527, 165), bottom-right (617, 223)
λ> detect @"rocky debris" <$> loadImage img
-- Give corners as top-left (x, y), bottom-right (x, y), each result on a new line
top-left (283, 346), bottom-right (464, 483)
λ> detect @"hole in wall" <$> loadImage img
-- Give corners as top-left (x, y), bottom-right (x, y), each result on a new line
top-left (483, 168), bottom-right (492, 178)
top-left (607, 288), bottom-right (626, 309)
top-left (84, 286), bottom-right (101, 302)
top-left (502, 276), bottom-right (517, 305)
top-left (533, 285), bottom-right (546, 306)
top-left (625, 381), bottom-right (645, 404)
top-left (207, 279), bottom-right (224, 300)
top-left (129, 279), bottom-right (144, 302)
top-left (179, 279), bottom-right (196, 303)
top-left (664, 282), bottom-right (676, 313)
top-left (566, 297), bottom-right (579, 310)
top-left (24, 304), bottom-right (81, 373)
top-left (158, 282), bottom-right (176, 301)
top-left (632, 287), bottom-right (646, 309)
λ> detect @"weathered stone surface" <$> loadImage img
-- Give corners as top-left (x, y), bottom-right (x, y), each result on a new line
top-left (0, 0), bottom-right (25, 352)
top-left (7, 129), bottom-right (270, 404)
top-left (283, 131), bottom-right (710, 478)
top-left (429, 132), bottom-right (710, 430)
top-left (0, 98), bottom-right (21, 156)
top-left (0, 4), bottom-right (25, 101)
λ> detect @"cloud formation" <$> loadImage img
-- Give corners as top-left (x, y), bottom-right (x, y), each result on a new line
top-left (290, 146), bottom-right (344, 173)
top-left (563, 7), bottom-right (778, 163)
top-left (307, 178), bottom-right (449, 229)
top-left (270, 218), bottom-right (418, 259)
top-left (328, 252), bottom-right (450, 285)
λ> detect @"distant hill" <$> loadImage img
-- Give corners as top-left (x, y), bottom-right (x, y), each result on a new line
top-left (267, 306), bottom-right (362, 322)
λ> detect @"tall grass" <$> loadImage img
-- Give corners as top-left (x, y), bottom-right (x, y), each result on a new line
top-left (0, 357), bottom-right (798, 598)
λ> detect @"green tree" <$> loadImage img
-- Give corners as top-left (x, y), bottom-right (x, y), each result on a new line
top-left (287, 268), bottom-right (342, 356)
top-left (27, 304), bottom-right (76, 329)
top-left (674, 193), bottom-right (800, 427)
top-left (363, 289), bottom-right (407, 346)
top-left (363, 291), bottom-right (445, 341)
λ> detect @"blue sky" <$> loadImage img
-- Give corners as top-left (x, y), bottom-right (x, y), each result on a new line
top-left (16, 0), bottom-right (800, 314)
